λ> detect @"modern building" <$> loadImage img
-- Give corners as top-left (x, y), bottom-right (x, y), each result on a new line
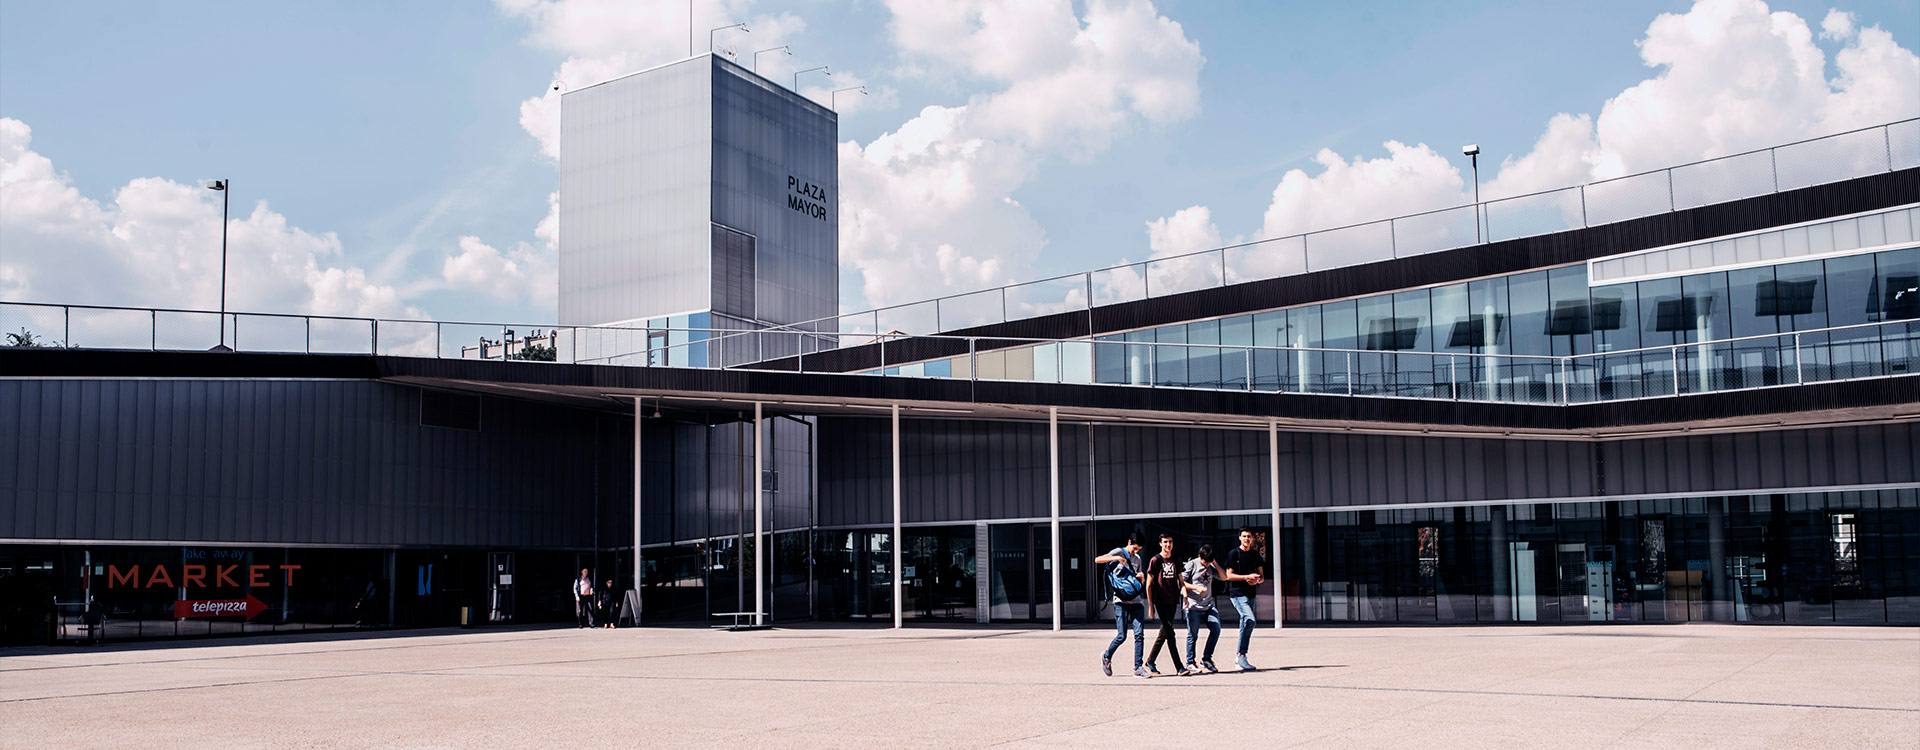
top-left (1, 74), bottom-right (1916, 642)
top-left (559, 53), bottom-right (838, 366)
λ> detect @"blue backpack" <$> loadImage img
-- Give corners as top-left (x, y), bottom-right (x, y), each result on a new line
top-left (1107, 556), bottom-right (1143, 600)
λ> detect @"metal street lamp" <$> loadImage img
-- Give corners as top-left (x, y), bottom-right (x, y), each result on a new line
top-left (753, 45), bottom-right (790, 74)
top-left (206, 179), bottom-right (232, 351)
top-left (793, 65), bottom-right (828, 91)
top-left (831, 85), bottom-right (867, 111)
top-left (710, 23), bottom-right (748, 58)
top-left (1461, 144), bottom-right (1481, 244)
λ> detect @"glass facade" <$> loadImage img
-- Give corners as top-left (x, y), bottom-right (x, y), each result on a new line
top-left (1088, 245), bottom-right (1918, 399)
top-left (880, 242), bottom-right (1918, 403)
top-left (1278, 490), bottom-right (1920, 624)
top-left (811, 490), bottom-right (1920, 626)
top-left (0, 544), bottom-right (616, 645)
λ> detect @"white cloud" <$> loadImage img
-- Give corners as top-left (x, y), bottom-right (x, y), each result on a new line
top-left (1820, 9), bottom-right (1856, 40)
top-left (840, 0), bottom-right (1204, 311)
top-left (441, 235), bottom-right (554, 304)
top-left (1156, 0), bottom-right (1919, 281)
top-left (0, 118), bottom-right (421, 324)
top-left (1260, 142), bottom-right (1468, 239)
top-left (885, 0), bottom-right (1203, 155)
top-left (837, 105), bottom-right (1041, 313)
top-left (1146, 205), bottom-right (1221, 257)
top-left (500, 0), bottom-right (807, 159)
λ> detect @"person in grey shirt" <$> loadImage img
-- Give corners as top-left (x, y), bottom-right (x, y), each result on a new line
top-left (1181, 544), bottom-right (1223, 673)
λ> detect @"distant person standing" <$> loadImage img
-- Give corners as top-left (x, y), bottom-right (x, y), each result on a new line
top-left (599, 579), bottom-right (618, 628)
top-left (1223, 527), bottom-right (1267, 670)
top-left (1143, 534), bottom-right (1192, 676)
top-left (1095, 533), bottom-right (1149, 679)
top-left (573, 569), bottom-right (595, 628)
top-left (1182, 544), bottom-right (1222, 673)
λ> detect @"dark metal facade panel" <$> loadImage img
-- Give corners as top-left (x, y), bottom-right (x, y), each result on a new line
top-left (814, 420), bottom-right (1915, 526)
top-left (818, 416), bottom-right (1069, 527)
top-left (0, 379), bottom-right (626, 549)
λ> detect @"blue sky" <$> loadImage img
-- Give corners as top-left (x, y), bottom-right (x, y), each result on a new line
top-left (2, 0), bottom-right (1915, 325)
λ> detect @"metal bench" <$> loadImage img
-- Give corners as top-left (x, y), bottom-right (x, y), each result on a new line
top-left (709, 611), bottom-right (771, 631)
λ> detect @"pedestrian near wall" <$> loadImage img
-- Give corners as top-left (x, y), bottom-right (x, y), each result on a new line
top-left (1223, 527), bottom-right (1266, 671)
top-left (600, 579), bottom-right (618, 628)
top-left (1143, 533), bottom-right (1192, 676)
top-left (1182, 544), bottom-right (1222, 673)
top-left (573, 569), bottom-right (595, 628)
top-left (1095, 533), bottom-right (1149, 678)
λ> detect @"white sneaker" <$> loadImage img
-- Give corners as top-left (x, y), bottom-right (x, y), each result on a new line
top-left (1237, 654), bottom-right (1256, 671)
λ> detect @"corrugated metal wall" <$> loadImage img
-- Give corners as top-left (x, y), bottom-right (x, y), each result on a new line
top-left (818, 417), bottom-right (1920, 526)
top-left (636, 415), bottom-right (815, 546)
top-left (0, 380), bottom-right (630, 549)
top-left (8, 380), bottom-right (1913, 545)
top-left (816, 418), bottom-right (1092, 526)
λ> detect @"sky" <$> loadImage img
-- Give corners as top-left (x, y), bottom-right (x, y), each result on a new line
top-left (2, 0), bottom-right (1916, 326)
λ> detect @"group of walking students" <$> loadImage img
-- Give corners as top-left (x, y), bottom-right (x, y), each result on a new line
top-left (1097, 527), bottom-right (1266, 678)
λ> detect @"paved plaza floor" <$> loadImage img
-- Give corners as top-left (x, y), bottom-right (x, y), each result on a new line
top-left (3, 623), bottom-right (1916, 748)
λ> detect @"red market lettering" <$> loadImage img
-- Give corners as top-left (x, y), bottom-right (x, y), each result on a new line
top-left (105, 564), bottom-right (301, 588)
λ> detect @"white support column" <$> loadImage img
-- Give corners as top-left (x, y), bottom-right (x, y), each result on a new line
top-left (1270, 419), bottom-right (1282, 630)
top-left (633, 398), bottom-right (644, 625)
top-left (891, 404), bottom-right (903, 629)
top-left (753, 401), bottom-right (765, 626)
top-left (1049, 407), bottom-right (1062, 632)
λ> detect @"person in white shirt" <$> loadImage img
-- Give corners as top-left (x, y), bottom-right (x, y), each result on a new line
top-left (573, 569), bottom-right (596, 628)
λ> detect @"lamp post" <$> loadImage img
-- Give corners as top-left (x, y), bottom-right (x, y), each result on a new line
top-left (207, 179), bottom-right (231, 351)
top-left (753, 45), bottom-right (790, 74)
top-left (830, 85), bottom-right (866, 111)
top-left (1461, 144), bottom-right (1481, 244)
top-left (710, 23), bottom-right (747, 57)
top-left (793, 65), bottom-right (828, 92)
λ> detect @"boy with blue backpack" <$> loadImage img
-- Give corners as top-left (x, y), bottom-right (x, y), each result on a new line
top-left (1095, 533), bottom-right (1149, 678)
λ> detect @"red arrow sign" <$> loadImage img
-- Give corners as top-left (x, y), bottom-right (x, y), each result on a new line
top-left (174, 595), bottom-right (267, 621)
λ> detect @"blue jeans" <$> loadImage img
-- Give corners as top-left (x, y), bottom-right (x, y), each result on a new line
top-left (1104, 601), bottom-right (1146, 668)
top-left (1184, 606), bottom-right (1220, 663)
top-left (1229, 594), bottom-right (1257, 655)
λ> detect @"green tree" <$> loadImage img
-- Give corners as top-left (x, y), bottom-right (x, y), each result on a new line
top-left (507, 343), bottom-right (556, 361)
top-left (4, 327), bottom-right (43, 348)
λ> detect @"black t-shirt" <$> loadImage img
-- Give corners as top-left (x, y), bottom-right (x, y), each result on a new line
top-left (1146, 553), bottom-right (1183, 603)
top-left (1224, 547), bottom-right (1265, 598)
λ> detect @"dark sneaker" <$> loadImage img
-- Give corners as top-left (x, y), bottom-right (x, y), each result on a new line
top-left (1102, 656), bottom-right (1112, 677)
top-left (1237, 654), bottom-right (1256, 671)
top-left (1133, 667), bottom-right (1151, 679)
top-left (1201, 659), bottom-right (1219, 673)
top-left (1147, 663), bottom-right (1162, 675)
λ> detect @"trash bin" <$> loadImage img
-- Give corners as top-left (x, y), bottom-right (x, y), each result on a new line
top-left (459, 606), bottom-right (473, 629)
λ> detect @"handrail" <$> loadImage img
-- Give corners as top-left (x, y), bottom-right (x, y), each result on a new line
top-left (4, 299), bottom-right (1913, 406)
top-left (753, 117), bottom-right (1918, 338)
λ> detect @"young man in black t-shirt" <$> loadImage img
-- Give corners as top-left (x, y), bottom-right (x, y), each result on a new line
top-left (1143, 533), bottom-right (1193, 676)
top-left (1222, 527), bottom-right (1266, 671)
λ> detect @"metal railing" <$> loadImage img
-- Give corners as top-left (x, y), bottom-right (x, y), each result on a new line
top-left (4, 300), bottom-right (1912, 407)
top-left (755, 118), bottom-right (1919, 341)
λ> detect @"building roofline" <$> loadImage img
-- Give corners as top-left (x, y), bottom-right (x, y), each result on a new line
top-left (560, 52), bottom-right (837, 121)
